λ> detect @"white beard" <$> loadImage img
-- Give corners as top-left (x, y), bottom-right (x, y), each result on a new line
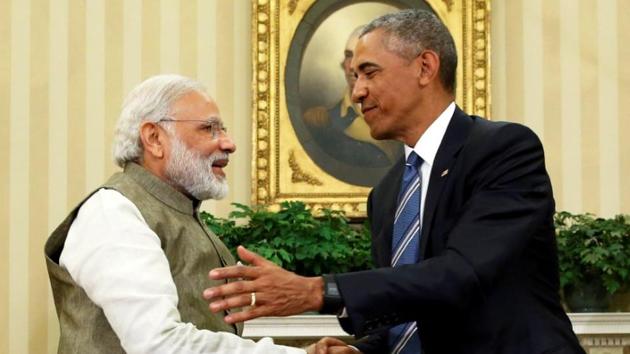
top-left (164, 136), bottom-right (229, 201)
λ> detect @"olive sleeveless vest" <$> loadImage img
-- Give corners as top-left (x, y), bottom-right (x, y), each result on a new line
top-left (45, 163), bottom-right (242, 353)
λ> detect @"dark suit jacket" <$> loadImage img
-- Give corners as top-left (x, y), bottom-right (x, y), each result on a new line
top-left (336, 108), bottom-right (584, 354)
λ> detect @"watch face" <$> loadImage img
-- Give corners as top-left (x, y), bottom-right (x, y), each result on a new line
top-left (321, 276), bottom-right (344, 315)
top-left (327, 282), bottom-right (340, 297)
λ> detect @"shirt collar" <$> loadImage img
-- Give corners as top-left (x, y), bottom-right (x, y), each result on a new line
top-left (404, 102), bottom-right (455, 167)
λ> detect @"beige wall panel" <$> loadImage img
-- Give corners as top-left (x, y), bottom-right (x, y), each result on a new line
top-left (490, 0), bottom-right (506, 120)
top-left (559, 0), bottom-right (582, 212)
top-left (212, 0), bottom-right (236, 217)
top-left (29, 2), bottom-right (50, 353)
top-left (229, 0), bottom-right (252, 210)
top-left (0, 0), bottom-right (10, 352)
top-left (579, 0), bottom-right (600, 214)
top-left (86, 0), bottom-right (106, 191)
top-left (142, 0), bottom-right (161, 78)
top-left (48, 1), bottom-right (68, 351)
top-left (542, 0), bottom-right (563, 208)
top-left (597, 0), bottom-right (620, 217)
top-left (214, 0), bottom-right (234, 119)
top-left (123, 0), bottom-right (142, 95)
top-left (180, 0), bottom-right (198, 78)
top-left (197, 0), bottom-right (218, 97)
top-left (504, 0), bottom-right (524, 124)
top-left (619, 0), bottom-right (630, 213)
top-left (105, 0), bottom-right (124, 178)
top-left (9, 0), bottom-right (31, 352)
top-left (161, 0), bottom-right (180, 73)
top-left (522, 0), bottom-right (544, 137)
top-left (67, 0), bottom-right (86, 207)
top-left (196, 0), bottom-right (218, 215)
top-left (492, 0), bottom-right (630, 214)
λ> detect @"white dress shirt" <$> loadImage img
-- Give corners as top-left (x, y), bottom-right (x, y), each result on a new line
top-left (404, 101), bottom-right (455, 224)
top-left (60, 189), bottom-right (305, 354)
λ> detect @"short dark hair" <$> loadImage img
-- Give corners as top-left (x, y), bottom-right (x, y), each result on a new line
top-left (361, 9), bottom-right (458, 94)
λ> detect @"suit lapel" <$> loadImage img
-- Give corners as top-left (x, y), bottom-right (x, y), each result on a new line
top-left (420, 107), bottom-right (473, 259)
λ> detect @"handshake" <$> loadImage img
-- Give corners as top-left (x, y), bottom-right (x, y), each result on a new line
top-left (203, 246), bottom-right (362, 354)
top-left (305, 338), bottom-right (360, 354)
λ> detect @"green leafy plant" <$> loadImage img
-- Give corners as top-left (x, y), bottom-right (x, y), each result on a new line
top-left (200, 201), bottom-right (373, 276)
top-left (555, 211), bottom-right (630, 294)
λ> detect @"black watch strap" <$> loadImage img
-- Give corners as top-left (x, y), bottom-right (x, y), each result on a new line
top-left (320, 274), bottom-right (344, 315)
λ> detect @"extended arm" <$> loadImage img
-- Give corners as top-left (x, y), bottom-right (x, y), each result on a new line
top-left (61, 189), bottom-right (304, 354)
top-left (335, 123), bottom-right (555, 336)
top-left (204, 124), bottom-right (552, 338)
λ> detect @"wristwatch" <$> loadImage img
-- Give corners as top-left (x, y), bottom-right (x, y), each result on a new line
top-left (320, 274), bottom-right (344, 315)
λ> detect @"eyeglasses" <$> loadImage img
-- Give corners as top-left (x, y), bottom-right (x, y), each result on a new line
top-left (157, 117), bottom-right (228, 139)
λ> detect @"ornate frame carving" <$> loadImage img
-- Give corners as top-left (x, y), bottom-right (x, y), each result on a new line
top-left (251, 0), bottom-right (491, 218)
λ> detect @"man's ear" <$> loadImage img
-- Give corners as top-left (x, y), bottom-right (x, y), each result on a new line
top-left (139, 121), bottom-right (166, 159)
top-left (416, 50), bottom-right (440, 87)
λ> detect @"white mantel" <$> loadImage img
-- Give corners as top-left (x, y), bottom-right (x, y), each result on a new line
top-left (569, 313), bottom-right (630, 334)
top-left (243, 313), bottom-right (630, 352)
top-left (243, 313), bottom-right (630, 338)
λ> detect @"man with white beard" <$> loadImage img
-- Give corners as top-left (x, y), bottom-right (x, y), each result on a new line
top-left (44, 74), bottom-right (310, 354)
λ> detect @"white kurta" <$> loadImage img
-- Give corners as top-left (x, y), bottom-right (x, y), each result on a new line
top-left (60, 189), bottom-right (305, 354)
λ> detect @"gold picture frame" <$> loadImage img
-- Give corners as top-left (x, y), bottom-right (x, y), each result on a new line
top-left (251, 0), bottom-right (491, 218)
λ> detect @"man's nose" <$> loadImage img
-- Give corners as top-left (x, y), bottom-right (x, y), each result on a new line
top-left (218, 134), bottom-right (236, 153)
top-left (351, 79), bottom-right (367, 104)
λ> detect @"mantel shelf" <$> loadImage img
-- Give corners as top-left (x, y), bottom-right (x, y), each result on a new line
top-left (242, 313), bottom-right (630, 339)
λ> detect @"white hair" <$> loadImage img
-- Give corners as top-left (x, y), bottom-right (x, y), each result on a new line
top-left (112, 74), bottom-right (207, 167)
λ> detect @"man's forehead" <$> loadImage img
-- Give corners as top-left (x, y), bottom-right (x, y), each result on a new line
top-left (171, 94), bottom-right (221, 122)
top-left (350, 33), bottom-right (382, 68)
top-left (177, 90), bottom-right (216, 105)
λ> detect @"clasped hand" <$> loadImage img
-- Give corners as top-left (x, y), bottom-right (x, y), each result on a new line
top-left (203, 247), bottom-right (361, 353)
top-left (305, 337), bottom-right (361, 354)
top-left (202, 246), bottom-right (324, 323)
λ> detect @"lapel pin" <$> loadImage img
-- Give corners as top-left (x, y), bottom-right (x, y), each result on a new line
top-left (441, 169), bottom-right (449, 177)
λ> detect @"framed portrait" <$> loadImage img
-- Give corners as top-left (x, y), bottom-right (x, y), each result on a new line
top-left (251, 0), bottom-right (491, 218)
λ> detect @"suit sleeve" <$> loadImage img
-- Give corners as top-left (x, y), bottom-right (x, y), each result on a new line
top-left (336, 191), bottom-right (389, 354)
top-left (335, 123), bottom-right (555, 338)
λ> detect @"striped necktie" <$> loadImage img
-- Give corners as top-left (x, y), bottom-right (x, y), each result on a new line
top-left (388, 151), bottom-right (422, 354)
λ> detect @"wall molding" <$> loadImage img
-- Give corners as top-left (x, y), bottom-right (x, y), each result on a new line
top-left (243, 313), bottom-right (630, 349)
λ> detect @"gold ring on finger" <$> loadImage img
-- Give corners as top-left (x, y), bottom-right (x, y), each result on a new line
top-left (250, 292), bottom-right (256, 307)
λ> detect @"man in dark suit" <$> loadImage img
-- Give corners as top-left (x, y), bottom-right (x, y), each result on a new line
top-left (204, 9), bottom-right (584, 354)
